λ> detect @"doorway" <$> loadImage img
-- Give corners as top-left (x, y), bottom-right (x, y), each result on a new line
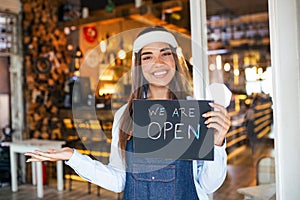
top-left (202, 0), bottom-right (274, 199)
top-left (0, 56), bottom-right (11, 134)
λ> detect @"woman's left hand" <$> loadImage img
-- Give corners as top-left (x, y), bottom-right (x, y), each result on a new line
top-left (202, 102), bottom-right (231, 146)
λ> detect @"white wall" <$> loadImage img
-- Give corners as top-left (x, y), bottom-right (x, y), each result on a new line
top-left (0, 94), bottom-right (10, 129)
top-left (268, 0), bottom-right (300, 199)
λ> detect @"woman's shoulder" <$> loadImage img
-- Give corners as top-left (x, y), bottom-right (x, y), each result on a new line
top-left (114, 104), bottom-right (128, 118)
top-left (111, 104), bottom-right (128, 137)
top-left (112, 103), bottom-right (128, 125)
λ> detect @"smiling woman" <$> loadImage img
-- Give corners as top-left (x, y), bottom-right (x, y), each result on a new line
top-left (25, 26), bottom-right (231, 200)
top-left (129, 26), bottom-right (194, 101)
top-left (141, 42), bottom-right (176, 89)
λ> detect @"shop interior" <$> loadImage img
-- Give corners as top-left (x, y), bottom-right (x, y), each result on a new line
top-left (0, 0), bottom-right (276, 199)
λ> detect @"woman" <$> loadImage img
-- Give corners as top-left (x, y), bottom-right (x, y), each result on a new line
top-left (25, 26), bottom-right (231, 199)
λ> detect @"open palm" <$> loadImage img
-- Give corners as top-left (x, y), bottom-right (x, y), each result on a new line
top-left (25, 147), bottom-right (73, 162)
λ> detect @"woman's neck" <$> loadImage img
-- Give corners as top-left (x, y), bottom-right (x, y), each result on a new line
top-left (148, 85), bottom-right (169, 100)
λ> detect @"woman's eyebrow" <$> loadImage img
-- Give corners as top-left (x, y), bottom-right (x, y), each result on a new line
top-left (141, 51), bottom-right (153, 56)
top-left (160, 47), bottom-right (171, 52)
top-left (141, 47), bottom-right (171, 55)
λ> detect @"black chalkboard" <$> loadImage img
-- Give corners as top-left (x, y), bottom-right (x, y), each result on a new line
top-left (133, 100), bottom-right (214, 160)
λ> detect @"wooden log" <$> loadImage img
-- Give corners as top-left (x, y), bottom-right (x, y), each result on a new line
top-left (32, 131), bottom-right (40, 139)
top-left (51, 72), bottom-right (60, 81)
top-left (41, 131), bottom-right (49, 139)
top-left (51, 128), bottom-right (62, 140)
top-left (41, 125), bottom-right (48, 132)
top-left (50, 106), bottom-right (58, 114)
top-left (23, 2), bottom-right (32, 13)
top-left (33, 113), bottom-right (42, 122)
top-left (42, 118), bottom-right (49, 126)
top-left (23, 0), bottom-right (69, 141)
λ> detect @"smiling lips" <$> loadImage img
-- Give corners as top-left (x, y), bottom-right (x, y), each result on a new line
top-left (152, 70), bottom-right (168, 77)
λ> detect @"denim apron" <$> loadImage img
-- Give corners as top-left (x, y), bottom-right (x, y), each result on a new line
top-left (123, 138), bottom-right (199, 200)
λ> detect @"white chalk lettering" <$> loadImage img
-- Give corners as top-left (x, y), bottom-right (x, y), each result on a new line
top-left (178, 108), bottom-right (188, 117)
top-left (163, 122), bottom-right (173, 140)
top-left (147, 122), bottom-right (161, 140)
top-left (159, 107), bottom-right (165, 116)
top-left (148, 106), bottom-right (197, 118)
top-left (174, 123), bottom-right (184, 139)
top-left (172, 107), bottom-right (197, 118)
top-left (189, 108), bottom-right (195, 117)
top-left (148, 107), bottom-right (159, 116)
top-left (148, 107), bottom-right (166, 116)
top-left (147, 122), bottom-right (200, 140)
top-left (188, 124), bottom-right (201, 139)
top-left (172, 108), bottom-right (179, 117)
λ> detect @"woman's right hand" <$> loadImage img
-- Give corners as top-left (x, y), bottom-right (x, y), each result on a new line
top-left (25, 147), bottom-right (74, 162)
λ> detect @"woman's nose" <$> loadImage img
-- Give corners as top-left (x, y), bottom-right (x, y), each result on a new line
top-left (153, 55), bottom-right (164, 65)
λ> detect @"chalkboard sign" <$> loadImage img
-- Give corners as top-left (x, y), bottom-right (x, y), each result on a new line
top-left (133, 100), bottom-right (214, 160)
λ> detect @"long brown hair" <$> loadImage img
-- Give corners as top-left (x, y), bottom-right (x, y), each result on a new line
top-left (118, 27), bottom-right (193, 158)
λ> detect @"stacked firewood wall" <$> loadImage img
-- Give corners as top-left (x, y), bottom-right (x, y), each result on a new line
top-left (22, 0), bottom-right (70, 140)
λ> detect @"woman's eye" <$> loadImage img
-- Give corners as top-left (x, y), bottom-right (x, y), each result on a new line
top-left (162, 52), bottom-right (172, 57)
top-left (142, 56), bottom-right (152, 61)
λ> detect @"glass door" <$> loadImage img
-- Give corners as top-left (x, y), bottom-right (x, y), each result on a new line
top-left (204, 0), bottom-right (274, 199)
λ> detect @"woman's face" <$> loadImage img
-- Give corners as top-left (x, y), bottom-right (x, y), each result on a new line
top-left (140, 42), bottom-right (176, 87)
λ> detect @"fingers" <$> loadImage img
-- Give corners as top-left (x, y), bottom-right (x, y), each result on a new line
top-left (47, 149), bottom-right (56, 153)
top-left (24, 147), bottom-right (73, 162)
top-left (206, 122), bottom-right (223, 131)
top-left (25, 152), bottom-right (51, 162)
top-left (209, 102), bottom-right (226, 112)
top-left (205, 103), bottom-right (230, 121)
top-left (203, 102), bottom-right (231, 146)
top-left (205, 116), bottom-right (230, 130)
top-left (203, 103), bottom-right (231, 129)
top-left (25, 150), bottom-right (56, 162)
top-left (26, 158), bottom-right (44, 162)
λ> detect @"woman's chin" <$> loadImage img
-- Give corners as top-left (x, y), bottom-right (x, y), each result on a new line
top-left (149, 81), bottom-right (170, 88)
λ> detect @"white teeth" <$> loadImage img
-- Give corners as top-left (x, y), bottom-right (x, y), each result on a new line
top-left (153, 71), bottom-right (167, 76)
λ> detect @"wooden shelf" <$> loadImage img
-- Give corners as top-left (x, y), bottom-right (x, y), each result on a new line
top-left (57, 0), bottom-right (186, 29)
top-left (207, 12), bottom-right (269, 27)
top-left (57, 3), bottom-right (139, 29)
top-left (208, 37), bottom-right (270, 51)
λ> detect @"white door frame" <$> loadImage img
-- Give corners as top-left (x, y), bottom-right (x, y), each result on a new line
top-left (190, 0), bottom-right (209, 100)
top-left (268, 0), bottom-right (300, 199)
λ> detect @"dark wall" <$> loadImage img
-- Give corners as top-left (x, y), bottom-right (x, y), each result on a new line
top-left (80, 0), bottom-right (134, 12)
